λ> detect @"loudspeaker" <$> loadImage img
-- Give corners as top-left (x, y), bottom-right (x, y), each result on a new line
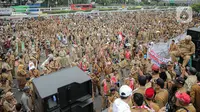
top-left (187, 27), bottom-right (200, 58)
top-left (192, 57), bottom-right (200, 72)
top-left (33, 67), bottom-right (93, 112)
top-left (187, 27), bottom-right (200, 41)
top-left (58, 81), bottom-right (92, 109)
top-left (61, 98), bottom-right (94, 112)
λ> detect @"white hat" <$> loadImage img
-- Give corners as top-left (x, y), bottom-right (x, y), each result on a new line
top-left (185, 35), bottom-right (192, 40)
top-left (119, 85), bottom-right (132, 97)
top-left (29, 62), bottom-right (36, 71)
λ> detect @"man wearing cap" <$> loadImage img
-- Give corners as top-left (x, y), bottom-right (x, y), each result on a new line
top-left (190, 72), bottom-right (200, 112)
top-left (113, 85), bottom-right (132, 112)
top-left (183, 67), bottom-right (197, 93)
top-left (154, 78), bottom-right (169, 108)
top-left (108, 87), bottom-right (119, 107)
top-left (151, 64), bottom-right (160, 88)
top-left (3, 92), bottom-right (17, 112)
top-left (21, 86), bottom-right (32, 112)
top-left (144, 87), bottom-right (160, 112)
top-left (170, 35), bottom-right (195, 67)
top-left (151, 64), bottom-right (160, 81)
top-left (160, 63), bottom-right (171, 82)
top-left (174, 77), bottom-right (187, 93)
top-left (167, 61), bottom-right (176, 80)
top-left (175, 92), bottom-right (196, 112)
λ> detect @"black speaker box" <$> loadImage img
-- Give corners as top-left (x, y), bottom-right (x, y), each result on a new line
top-left (58, 81), bottom-right (92, 109)
top-left (33, 67), bottom-right (93, 112)
top-left (61, 98), bottom-right (94, 112)
top-left (192, 57), bottom-right (200, 72)
top-left (187, 27), bottom-right (200, 41)
top-left (187, 27), bottom-right (200, 58)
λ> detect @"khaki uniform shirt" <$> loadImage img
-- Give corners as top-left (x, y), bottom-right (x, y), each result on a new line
top-left (178, 40), bottom-right (195, 55)
top-left (184, 75), bottom-right (197, 92)
top-left (155, 89), bottom-right (169, 108)
top-left (133, 86), bottom-right (146, 96)
top-left (177, 87), bottom-right (187, 93)
top-left (131, 108), bottom-right (149, 112)
top-left (145, 100), bottom-right (160, 112)
top-left (3, 100), bottom-right (16, 112)
top-left (176, 104), bottom-right (196, 112)
top-left (190, 83), bottom-right (200, 112)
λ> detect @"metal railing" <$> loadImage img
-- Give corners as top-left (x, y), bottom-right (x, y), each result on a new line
top-left (0, 8), bottom-right (176, 19)
top-left (9, 5), bottom-right (177, 12)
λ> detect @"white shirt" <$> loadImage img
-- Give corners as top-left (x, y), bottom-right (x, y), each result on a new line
top-left (113, 98), bottom-right (131, 112)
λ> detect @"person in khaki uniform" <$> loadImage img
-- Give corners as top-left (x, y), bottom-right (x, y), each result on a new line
top-left (169, 40), bottom-right (177, 53)
top-left (6, 52), bottom-right (15, 78)
top-left (104, 63), bottom-right (113, 76)
top-left (131, 93), bottom-right (152, 112)
top-left (174, 77), bottom-right (187, 93)
top-left (49, 57), bottom-right (61, 73)
top-left (154, 78), bottom-right (169, 108)
top-left (17, 63), bottom-right (27, 90)
top-left (1, 68), bottom-right (11, 86)
top-left (167, 61), bottom-right (176, 80)
top-left (175, 92), bottom-right (196, 112)
top-left (101, 75), bottom-right (112, 110)
top-left (59, 46), bottom-right (67, 68)
top-left (2, 59), bottom-right (13, 85)
top-left (108, 88), bottom-right (119, 107)
top-left (90, 71), bottom-right (101, 96)
top-left (144, 88), bottom-right (160, 112)
top-left (133, 75), bottom-right (147, 97)
top-left (124, 75), bottom-right (135, 90)
top-left (190, 72), bottom-right (200, 112)
top-left (3, 92), bottom-right (17, 112)
top-left (118, 58), bottom-right (128, 79)
top-left (0, 58), bottom-right (2, 73)
top-left (0, 79), bottom-right (11, 93)
top-left (170, 35), bottom-right (195, 67)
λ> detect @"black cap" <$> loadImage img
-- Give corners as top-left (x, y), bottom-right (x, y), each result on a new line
top-left (110, 87), bottom-right (116, 91)
top-left (167, 61), bottom-right (173, 66)
top-left (160, 63), bottom-right (167, 70)
top-left (23, 86), bottom-right (30, 92)
top-left (155, 78), bottom-right (164, 88)
top-left (174, 77), bottom-right (185, 85)
top-left (186, 67), bottom-right (197, 75)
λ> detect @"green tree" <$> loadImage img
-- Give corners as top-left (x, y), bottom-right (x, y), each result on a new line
top-left (191, 3), bottom-right (200, 12)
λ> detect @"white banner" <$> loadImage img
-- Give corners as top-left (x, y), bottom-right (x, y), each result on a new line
top-left (0, 8), bottom-right (12, 16)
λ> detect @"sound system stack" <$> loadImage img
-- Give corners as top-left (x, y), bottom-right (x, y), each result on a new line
top-left (187, 27), bottom-right (200, 71)
top-left (32, 66), bottom-right (93, 112)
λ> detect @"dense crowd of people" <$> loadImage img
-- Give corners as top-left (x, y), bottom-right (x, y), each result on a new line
top-left (0, 10), bottom-right (200, 112)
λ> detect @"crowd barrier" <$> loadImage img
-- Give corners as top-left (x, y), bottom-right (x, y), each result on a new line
top-left (0, 7), bottom-right (176, 19)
